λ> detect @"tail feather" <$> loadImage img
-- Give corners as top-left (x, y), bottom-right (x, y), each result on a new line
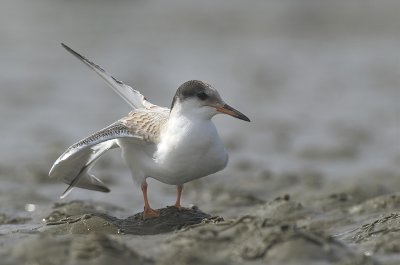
top-left (60, 172), bottom-right (110, 199)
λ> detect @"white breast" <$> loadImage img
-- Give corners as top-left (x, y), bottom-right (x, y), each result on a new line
top-left (152, 116), bottom-right (228, 184)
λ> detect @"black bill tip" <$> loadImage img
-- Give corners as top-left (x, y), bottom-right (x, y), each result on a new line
top-left (216, 103), bottom-right (251, 122)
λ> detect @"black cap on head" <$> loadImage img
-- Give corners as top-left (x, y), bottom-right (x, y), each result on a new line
top-left (171, 80), bottom-right (215, 109)
top-left (170, 80), bottom-right (251, 122)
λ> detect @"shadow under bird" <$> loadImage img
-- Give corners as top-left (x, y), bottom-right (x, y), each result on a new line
top-left (49, 44), bottom-right (250, 219)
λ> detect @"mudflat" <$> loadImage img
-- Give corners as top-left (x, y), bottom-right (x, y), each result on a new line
top-left (2, 169), bottom-right (400, 264)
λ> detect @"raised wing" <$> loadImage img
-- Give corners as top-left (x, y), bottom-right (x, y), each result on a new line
top-left (53, 44), bottom-right (171, 198)
top-left (49, 121), bottom-right (143, 199)
top-left (61, 43), bottom-right (161, 111)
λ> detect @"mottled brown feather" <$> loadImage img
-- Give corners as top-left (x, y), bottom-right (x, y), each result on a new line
top-left (120, 110), bottom-right (169, 144)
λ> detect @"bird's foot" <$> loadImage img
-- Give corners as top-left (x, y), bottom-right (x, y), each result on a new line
top-left (143, 207), bottom-right (160, 219)
top-left (174, 203), bottom-right (182, 210)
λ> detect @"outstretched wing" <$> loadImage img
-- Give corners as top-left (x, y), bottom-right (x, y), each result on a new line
top-left (53, 44), bottom-right (171, 198)
top-left (61, 43), bottom-right (162, 111)
top-left (49, 121), bottom-right (143, 199)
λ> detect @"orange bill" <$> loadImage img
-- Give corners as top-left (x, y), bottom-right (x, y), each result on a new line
top-left (215, 103), bottom-right (250, 122)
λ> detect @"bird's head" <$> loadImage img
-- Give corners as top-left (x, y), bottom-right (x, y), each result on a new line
top-left (170, 80), bottom-right (250, 122)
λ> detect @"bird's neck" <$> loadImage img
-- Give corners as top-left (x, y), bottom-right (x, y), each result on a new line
top-left (158, 109), bottom-right (219, 157)
top-left (167, 112), bottom-right (211, 132)
top-left (161, 105), bottom-right (215, 142)
top-left (169, 102), bottom-right (213, 123)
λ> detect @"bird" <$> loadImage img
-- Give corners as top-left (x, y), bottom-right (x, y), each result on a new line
top-left (49, 43), bottom-right (250, 219)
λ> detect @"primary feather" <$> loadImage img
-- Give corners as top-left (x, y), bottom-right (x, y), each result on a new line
top-left (50, 44), bottom-right (169, 198)
top-left (49, 122), bottom-right (142, 197)
top-left (61, 43), bottom-right (157, 110)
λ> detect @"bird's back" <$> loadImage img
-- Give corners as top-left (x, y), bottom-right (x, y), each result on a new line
top-left (119, 108), bottom-right (169, 144)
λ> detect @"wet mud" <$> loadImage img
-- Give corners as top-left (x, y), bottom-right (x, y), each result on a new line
top-left (2, 172), bottom-right (400, 264)
top-left (43, 203), bottom-right (215, 235)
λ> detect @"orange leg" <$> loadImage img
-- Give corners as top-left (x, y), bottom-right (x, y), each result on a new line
top-left (141, 179), bottom-right (160, 219)
top-left (174, 184), bottom-right (183, 209)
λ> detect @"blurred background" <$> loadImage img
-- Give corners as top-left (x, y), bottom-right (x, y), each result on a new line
top-left (0, 0), bottom-right (399, 215)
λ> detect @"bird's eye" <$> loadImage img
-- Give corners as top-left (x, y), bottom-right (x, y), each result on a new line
top-left (197, 92), bottom-right (208, 100)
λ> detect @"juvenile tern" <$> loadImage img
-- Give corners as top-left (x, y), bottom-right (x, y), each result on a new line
top-left (49, 44), bottom-right (250, 219)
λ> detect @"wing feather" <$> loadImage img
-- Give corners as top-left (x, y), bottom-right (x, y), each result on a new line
top-left (61, 43), bottom-right (162, 111)
top-left (49, 121), bottom-right (142, 198)
top-left (53, 44), bottom-right (172, 197)
top-left (121, 110), bottom-right (169, 143)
